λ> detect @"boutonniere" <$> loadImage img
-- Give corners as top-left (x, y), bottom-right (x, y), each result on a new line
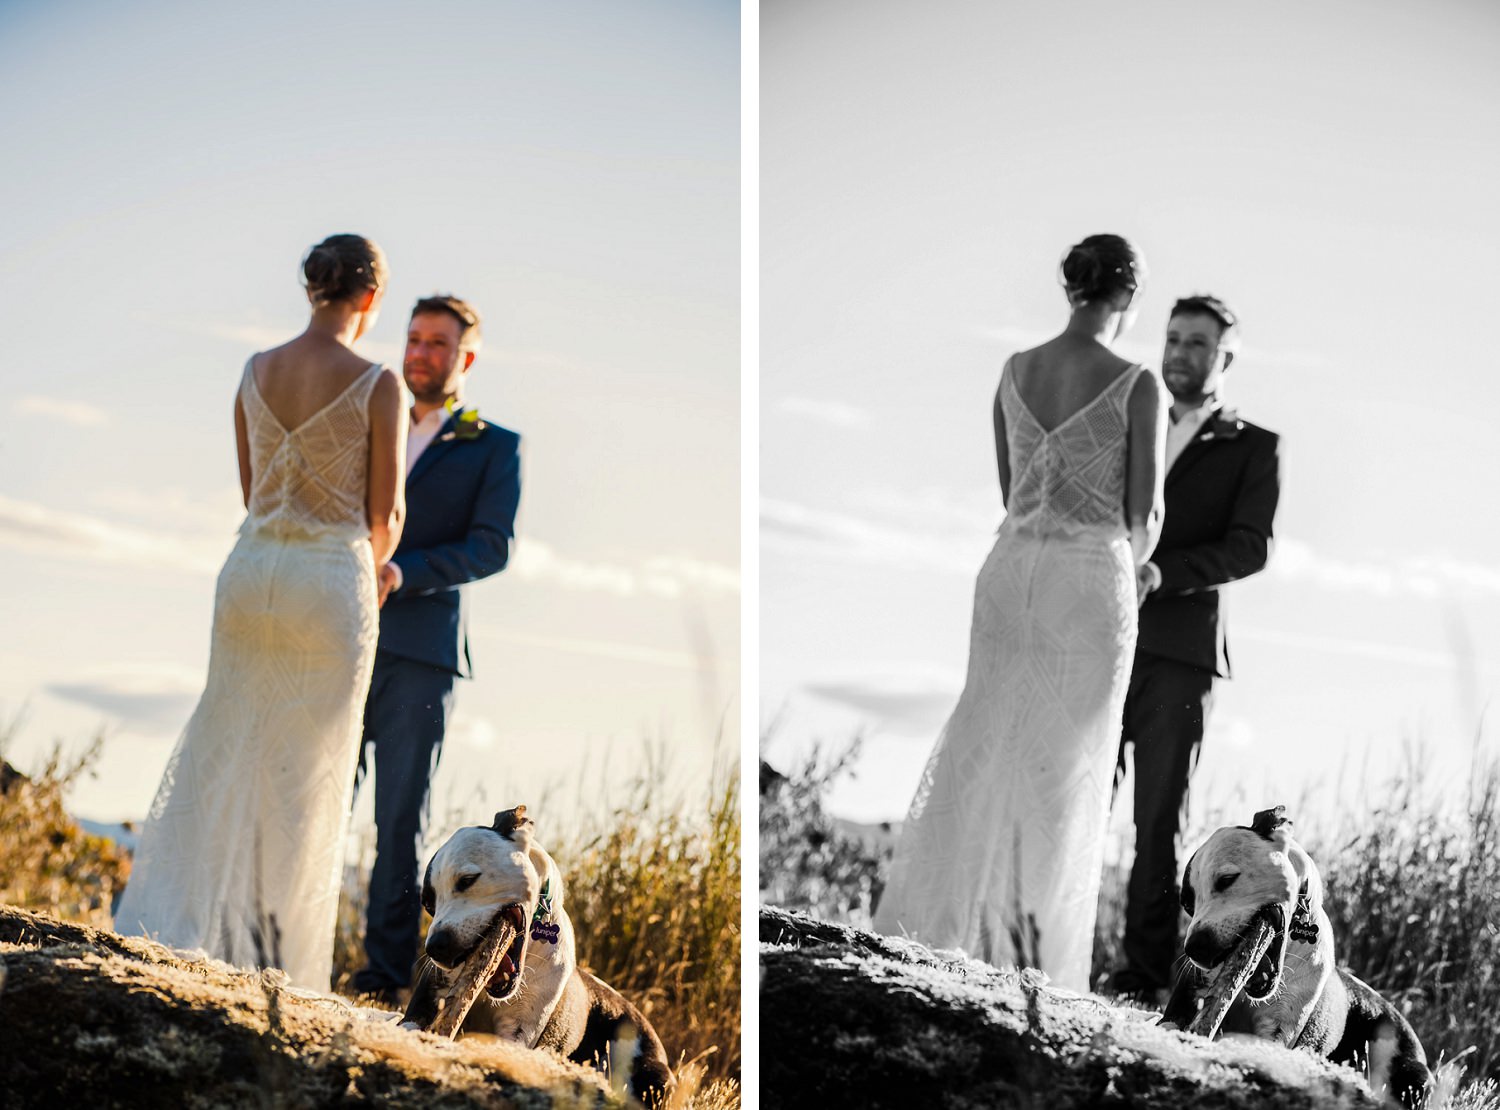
top-left (438, 397), bottom-right (486, 442)
top-left (1198, 407), bottom-right (1244, 442)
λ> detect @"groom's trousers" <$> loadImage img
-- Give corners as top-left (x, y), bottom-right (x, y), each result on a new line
top-left (352, 649), bottom-right (456, 994)
top-left (1114, 649), bottom-right (1215, 991)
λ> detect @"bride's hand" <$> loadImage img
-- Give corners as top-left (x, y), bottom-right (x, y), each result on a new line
top-left (1135, 563), bottom-right (1158, 608)
top-left (376, 563), bottom-right (399, 609)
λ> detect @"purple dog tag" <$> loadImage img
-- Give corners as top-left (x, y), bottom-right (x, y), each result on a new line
top-left (530, 921), bottom-right (560, 945)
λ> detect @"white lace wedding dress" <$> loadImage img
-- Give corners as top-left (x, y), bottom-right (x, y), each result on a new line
top-left (114, 358), bottom-right (383, 990)
top-left (873, 358), bottom-right (1145, 991)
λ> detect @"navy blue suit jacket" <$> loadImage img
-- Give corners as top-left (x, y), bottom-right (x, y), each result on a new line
top-left (380, 410), bottom-right (522, 678)
top-left (1136, 410), bottom-right (1281, 679)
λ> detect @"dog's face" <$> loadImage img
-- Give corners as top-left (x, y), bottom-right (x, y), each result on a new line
top-left (421, 806), bottom-right (543, 1001)
top-left (1179, 805), bottom-right (1323, 1002)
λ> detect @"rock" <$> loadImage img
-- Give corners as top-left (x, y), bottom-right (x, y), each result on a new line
top-left (759, 905), bottom-right (1380, 1109)
top-left (0, 905), bottom-right (627, 1109)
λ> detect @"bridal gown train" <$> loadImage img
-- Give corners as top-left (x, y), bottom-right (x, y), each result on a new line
top-left (873, 358), bottom-right (1146, 992)
top-left (114, 358), bottom-right (383, 990)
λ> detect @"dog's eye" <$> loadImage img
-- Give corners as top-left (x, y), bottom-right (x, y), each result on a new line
top-left (455, 874), bottom-right (480, 893)
top-left (1214, 872), bottom-right (1239, 893)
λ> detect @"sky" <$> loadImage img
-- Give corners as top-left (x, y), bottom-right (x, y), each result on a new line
top-left (0, 0), bottom-right (740, 837)
top-left (761, 0), bottom-right (1500, 846)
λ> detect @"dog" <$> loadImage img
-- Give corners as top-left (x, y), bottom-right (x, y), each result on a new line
top-left (1161, 806), bottom-right (1431, 1106)
top-left (401, 807), bottom-right (673, 1106)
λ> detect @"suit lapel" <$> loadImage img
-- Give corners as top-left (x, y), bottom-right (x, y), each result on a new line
top-left (1165, 410), bottom-right (1243, 488)
top-left (407, 415), bottom-right (459, 487)
top-left (1166, 434), bottom-right (1216, 488)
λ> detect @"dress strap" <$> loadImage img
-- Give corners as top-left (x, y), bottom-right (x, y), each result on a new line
top-left (359, 361), bottom-right (384, 397)
top-left (1107, 362), bottom-right (1148, 411)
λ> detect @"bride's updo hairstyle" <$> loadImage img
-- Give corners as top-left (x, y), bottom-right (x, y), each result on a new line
top-left (302, 233), bottom-right (389, 306)
top-left (1059, 234), bottom-right (1145, 305)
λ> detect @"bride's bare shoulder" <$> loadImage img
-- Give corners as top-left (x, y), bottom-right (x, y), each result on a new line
top-left (258, 335), bottom-right (371, 378)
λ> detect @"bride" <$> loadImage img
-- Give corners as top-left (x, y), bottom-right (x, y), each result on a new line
top-left (114, 234), bottom-right (405, 990)
top-left (873, 234), bottom-right (1164, 992)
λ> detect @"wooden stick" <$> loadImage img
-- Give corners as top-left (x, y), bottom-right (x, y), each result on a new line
top-left (428, 913), bottom-right (519, 1040)
top-left (1187, 910), bottom-right (1278, 1040)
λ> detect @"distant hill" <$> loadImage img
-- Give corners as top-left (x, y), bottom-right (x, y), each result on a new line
top-left (77, 818), bottom-right (139, 853)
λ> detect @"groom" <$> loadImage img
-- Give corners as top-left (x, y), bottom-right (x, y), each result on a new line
top-left (1111, 294), bottom-right (1281, 1001)
top-left (351, 294), bottom-right (522, 1003)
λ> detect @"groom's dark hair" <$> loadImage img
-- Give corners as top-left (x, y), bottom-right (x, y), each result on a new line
top-left (411, 294), bottom-right (483, 352)
top-left (1170, 293), bottom-right (1240, 352)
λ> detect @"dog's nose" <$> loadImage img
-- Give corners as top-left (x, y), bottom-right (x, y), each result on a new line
top-left (1184, 928), bottom-right (1227, 968)
top-left (425, 926), bottom-right (463, 967)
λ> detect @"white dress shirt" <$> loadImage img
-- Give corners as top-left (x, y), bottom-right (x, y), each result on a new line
top-left (1165, 399), bottom-right (1220, 472)
top-left (386, 405), bottom-right (454, 591)
top-left (406, 406), bottom-right (449, 476)
top-left (1144, 398), bottom-right (1222, 593)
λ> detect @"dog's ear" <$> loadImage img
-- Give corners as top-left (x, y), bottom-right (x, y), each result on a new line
top-left (493, 805), bottom-right (533, 848)
top-left (1287, 841), bottom-right (1324, 922)
top-left (1180, 849), bottom-right (1198, 916)
top-left (421, 859), bottom-right (435, 917)
top-left (1250, 805), bottom-right (1292, 840)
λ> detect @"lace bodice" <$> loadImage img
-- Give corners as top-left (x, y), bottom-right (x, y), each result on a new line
top-left (240, 358), bottom-right (382, 540)
top-left (1000, 358), bottom-right (1142, 538)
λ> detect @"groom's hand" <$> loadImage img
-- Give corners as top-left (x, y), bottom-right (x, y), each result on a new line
top-left (376, 562), bottom-right (401, 608)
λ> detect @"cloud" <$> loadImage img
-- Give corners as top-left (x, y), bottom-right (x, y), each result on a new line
top-left (761, 497), bottom-right (989, 576)
top-left (849, 486), bottom-right (997, 534)
top-left (448, 715), bottom-right (498, 752)
top-left (802, 672), bottom-right (961, 736)
top-left (0, 494), bottom-right (228, 576)
top-left (512, 540), bottom-right (637, 595)
top-left (136, 314), bottom-right (404, 370)
top-left (776, 396), bottom-right (872, 429)
top-left (1236, 624), bottom-right (1500, 677)
top-left (974, 324), bottom-right (1327, 373)
top-left (1268, 538), bottom-right (1500, 601)
top-left (0, 494), bottom-right (735, 601)
top-left (1239, 345), bottom-right (1329, 371)
top-left (476, 628), bottom-right (735, 673)
top-left (642, 555), bottom-right (741, 596)
top-left (15, 396), bottom-right (110, 426)
top-left (974, 324), bottom-right (1052, 350)
top-left (512, 539), bottom-right (739, 598)
top-left (46, 663), bottom-right (205, 733)
top-left (1207, 715), bottom-right (1256, 750)
top-left (89, 486), bottom-right (245, 532)
top-left (137, 315), bottom-right (288, 350)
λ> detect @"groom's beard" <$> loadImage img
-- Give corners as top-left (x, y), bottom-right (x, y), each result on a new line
top-left (404, 362), bottom-right (460, 407)
top-left (407, 386), bottom-right (453, 406)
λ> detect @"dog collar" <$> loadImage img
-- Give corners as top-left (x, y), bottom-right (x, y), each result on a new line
top-left (1290, 892), bottom-right (1320, 944)
top-left (529, 877), bottom-right (560, 945)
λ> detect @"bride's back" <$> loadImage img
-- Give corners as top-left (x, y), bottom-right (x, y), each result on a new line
top-left (250, 335), bottom-right (380, 431)
top-left (240, 338), bottom-right (383, 540)
top-left (1000, 336), bottom-right (1142, 539)
top-left (1007, 336), bottom-right (1135, 431)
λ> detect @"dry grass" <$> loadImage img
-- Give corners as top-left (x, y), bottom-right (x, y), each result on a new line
top-left (764, 732), bottom-right (1500, 1106)
top-left (553, 751), bottom-right (741, 1087)
top-left (0, 720), bottom-right (129, 928)
top-left (1312, 748), bottom-right (1500, 1089)
top-left (759, 738), bottom-right (886, 925)
top-left (330, 743), bottom-right (742, 1107)
top-left (1, 715), bottom-right (739, 1109)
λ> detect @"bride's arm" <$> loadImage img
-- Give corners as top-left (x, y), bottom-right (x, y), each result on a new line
top-left (367, 368), bottom-right (407, 566)
top-left (1125, 368), bottom-right (1165, 566)
top-left (235, 394), bottom-right (252, 508)
top-left (993, 382), bottom-right (1011, 507)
